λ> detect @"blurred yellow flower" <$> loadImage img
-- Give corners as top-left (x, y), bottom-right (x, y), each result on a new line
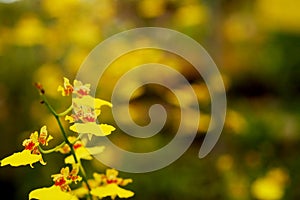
top-left (138, 0), bottom-right (166, 18)
top-left (174, 4), bottom-right (208, 27)
top-left (68, 20), bottom-right (101, 47)
top-left (225, 110), bottom-right (247, 134)
top-left (223, 13), bottom-right (256, 42)
top-left (42, 0), bottom-right (80, 18)
top-left (251, 168), bottom-right (289, 200)
top-left (34, 64), bottom-right (64, 98)
top-left (216, 154), bottom-right (234, 172)
top-left (13, 15), bottom-right (45, 46)
top-left (255, 0), bottom-right (300, 33)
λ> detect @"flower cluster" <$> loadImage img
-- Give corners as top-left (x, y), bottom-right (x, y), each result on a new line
top-left (74, 169), bottom-right (134, 199)
top-left (60, 78), bottom-right (115, 138)
top-left (52, 164), bottom-right (82, 192)
top-left (0, 77), bottom-right (134, 200)
top-left (90, 169), bottom-right (134, 199)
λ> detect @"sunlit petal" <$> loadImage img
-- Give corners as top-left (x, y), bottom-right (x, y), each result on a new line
top-left (91, 184), bottom-right (134, 199)
top-left (29, 185), bottom-right (78, 200)
top-left (1, 150), bottom-right (43, 168)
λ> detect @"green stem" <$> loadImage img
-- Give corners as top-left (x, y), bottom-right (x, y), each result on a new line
top-left (40, 94), bottom-right (92, 200)
top-left (78, 160), bottom-right (93, 199)
top-left (57, 105), bottom-right (73, 117)
top-left (38, 141), bottom-right (66, 154)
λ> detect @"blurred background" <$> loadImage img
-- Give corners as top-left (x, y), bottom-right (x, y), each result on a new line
top-left (0, 0), bottom-right (300, 199)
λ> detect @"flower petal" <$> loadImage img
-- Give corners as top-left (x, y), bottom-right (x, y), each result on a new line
top-left (72, 185), bottom-right (89, 199)
top-left (65, 115), bottom-right (75, 123)
top-left (0, 150), bottom-right (43, 168)
top-left (73, 95), bottom-right (112, 109)
top-left (69, 123), bottom-right (115, 136)
top-left (90, 184), bottom-right (134, 199)
top-left (64, 146), bottom-right (105, 164)
top-left (29, 185), bottom-right (78, 200)
top-left (57, 77), bottom-right (73, 96)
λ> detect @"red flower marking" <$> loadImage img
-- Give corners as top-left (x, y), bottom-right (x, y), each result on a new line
top-left (54, 177), bottom-right (66, 186)
top-left (77, 89), bottom-right (89, 97)
top-left (106, 179), bottom-right (118, 184)
top-left (24, 141), bottom-right (35, 151)
top-left (83, 116), bottom-right (96, 122)
top-left (64, 85), bottom-right (74, 96)
top-left (73, 142), bottom-right (82, 150)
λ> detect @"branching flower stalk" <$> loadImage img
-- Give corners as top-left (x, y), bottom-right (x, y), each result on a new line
top-left (0, 77), bottom-right (134, 200)
top-left (38, 91), bottom-right (93, 199)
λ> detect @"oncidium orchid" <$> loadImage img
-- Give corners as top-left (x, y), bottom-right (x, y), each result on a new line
top-left (0, 77), bottom-right (134, 200)
top-left (1, 126), bottom-right (52, 168)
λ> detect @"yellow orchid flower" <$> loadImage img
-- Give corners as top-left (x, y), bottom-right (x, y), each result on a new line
top-left (1, 126), bottom-right (52, 168)
top-left (51, 164), bottom-right (82, 192)
top-left (91, 184), bottom-right (134, 199)
top-left (57, 77), bottom-right (91, 97)
top-left (94, 169), bottom-right (133, 186)
top-left (38, 125), bottom-right (53, 146)
top-left (57, 77), bottom-right (74, 96)
top-left (73, 169), bottom-right (134, 199)
top-left (90, 169), bottom-right (134, 199)
top-left (0, 150), bottom-right (45, 168)
top-left (29, 185), bottom-right (79, 200)
top-left (69, 123), bottom-right (115, 137)
top-left (66, 102), bottom-right (101, 124)
top-left (73, 79), bottom-right (91, 98)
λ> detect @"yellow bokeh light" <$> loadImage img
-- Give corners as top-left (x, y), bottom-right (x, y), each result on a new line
top-left (174, 4), bottom-right (208, 27)
top-left (255, 0), bottom-right (300, 33)
top-left (13, 15), bottom-right (45, 46)
top-left (33, 64), bottom-right (63, 98)
top-left (216, 154), bottom-right (234, 172)
top-left (138, 0), bottom-right (166, 18)
top-left (251, 168), bottom-right (289, 200)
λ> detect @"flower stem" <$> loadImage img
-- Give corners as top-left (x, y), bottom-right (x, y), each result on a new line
top-left (57, 105), bottom-right (73, 117)
top-left (38, 141), bottom-right (66, 154)
top-left (39, 94), bottom-right (92, 199)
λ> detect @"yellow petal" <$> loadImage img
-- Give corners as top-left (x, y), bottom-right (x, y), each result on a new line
top-left (1, 150), bottom-right (42, 168)
top-left (120, 179), bottom-right (133, 186)
top-left (73, 95), bottom-right (112, 109)
top-left (57, 85), bottom-right (65, 96)
top-left (90, 184), bottom-right (134, 199)
top-left (251, 177), bottom-right (284, 200)
top-left (69, 123), bottom-right (115, 136)
top-left (73, 80), bottom-right (90, 92)
top-left (65, 115), bottom-right (75, 123)
top-left (29, 185), bottom-right (78, 200)
top-left (86, 146), bottom-right (105, 155)
top-left (64, 146), bottom-right (105, 164)
top-left (63, 77), bottom-right (71, 87)
top-left (95, 109), bottom-right (101, 117)
top-left (72, 186), bottom-right (89, 198)
top-left (57, 77), bottom-right (73, 96)
top-left (107, 168), bottom-right (119, 178)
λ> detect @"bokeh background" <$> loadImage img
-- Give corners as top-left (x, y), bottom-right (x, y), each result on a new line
top-left (0, 0), bottom-right (300, 199)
